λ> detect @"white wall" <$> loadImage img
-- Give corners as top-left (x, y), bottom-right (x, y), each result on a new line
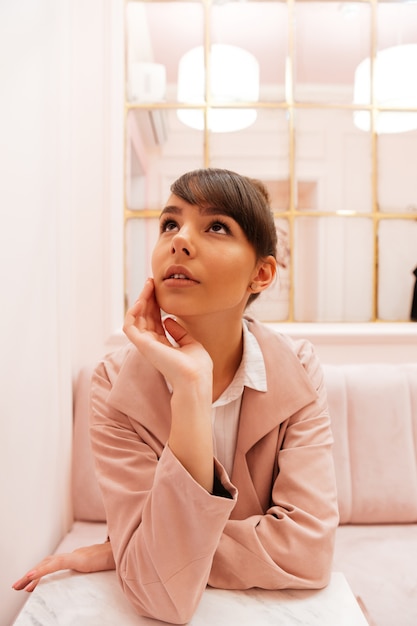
top-left (0, 1), bottom-right (123, 623)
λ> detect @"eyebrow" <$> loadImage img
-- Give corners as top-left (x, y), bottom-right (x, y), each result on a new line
top-left (159, 205), bottom-right (230, 218)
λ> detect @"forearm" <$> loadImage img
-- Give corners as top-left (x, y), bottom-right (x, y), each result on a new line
top-left (208, 412), bottom-right (339, 590)
top-left (169, 380), bottom-right (214, 493)
top-left (209, 503), bottom-right (338, 590)
top-left (109, 450), bottom-right (236, 624)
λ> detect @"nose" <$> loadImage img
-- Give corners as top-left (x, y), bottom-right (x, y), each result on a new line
top-left (171, 226), bottom-right (194, 258)
top-left (172, 244), bottom-right (190, 256)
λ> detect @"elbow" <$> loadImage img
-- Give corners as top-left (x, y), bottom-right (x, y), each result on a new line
top-left (311, 562), bottom-right (332, 589)
top-left (306, 514), bottom-right (338, 589)
top-left (119, 575), bottom-right (203, 625)
top-left (129, 597), bottom-right (198, 625)
top-left (302, 538), bottom-right (335, 589)
top-left (289, 524), bottom-right (337, 590)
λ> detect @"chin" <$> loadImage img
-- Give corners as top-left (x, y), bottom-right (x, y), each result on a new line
top-left (156, 295), bottom-right (189, 318)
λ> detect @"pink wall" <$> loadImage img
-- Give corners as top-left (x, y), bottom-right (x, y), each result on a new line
top-left (0, 1), bottom-right (123, 623)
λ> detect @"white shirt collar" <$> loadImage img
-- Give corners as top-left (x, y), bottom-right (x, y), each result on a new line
top-left (164, 319), bottom-right (267, 405)
top-left (212, 319), bottom-right (267, 408)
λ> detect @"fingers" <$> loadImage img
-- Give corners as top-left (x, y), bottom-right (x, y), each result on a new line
top-left (124, 279), bottom-right (153, 329)
top-left (163, 317), bottom-right (193, 346)
top-left (24, 578), bottom-right (40, 592)
top-left (12, 555), bottom-right (68, 592)
top-left (12, 574), bottom-right (41, 592)
top-left (12, 574), bottom-right (33, 591)
top-left (12, 544), bottom-right (115, 594)
top-left (123, 278), bottom-right (165, 341)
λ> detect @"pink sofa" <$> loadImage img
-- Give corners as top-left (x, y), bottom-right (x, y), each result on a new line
top-left (65, 361), bottom-right (417, 626)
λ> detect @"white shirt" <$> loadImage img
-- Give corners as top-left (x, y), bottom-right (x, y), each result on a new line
top-left (165, 320), bottom-right (267, 477)
top-left (211, 320), bottom-right (267, 476)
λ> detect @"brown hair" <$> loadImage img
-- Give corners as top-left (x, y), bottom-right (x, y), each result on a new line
top-left (171, 168), bottom-right (277, 305)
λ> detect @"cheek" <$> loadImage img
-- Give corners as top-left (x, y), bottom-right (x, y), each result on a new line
top-left (151, 245), bottom-right (162, 276)
top-left (220, 248), bottom-right (257, 283)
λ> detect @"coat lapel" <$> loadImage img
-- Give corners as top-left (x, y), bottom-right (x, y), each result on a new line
top-left (103, 321), bottom-right (318, 519)
top-left (235, 320), bottom-right (318, 454)
top-left (231, 320), bottom-right (318, 518)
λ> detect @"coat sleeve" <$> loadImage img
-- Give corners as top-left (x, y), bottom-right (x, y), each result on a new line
top-left (89, 359), bottom-right (236, 625)
top-left (208, 339), bottom-right (340, 591)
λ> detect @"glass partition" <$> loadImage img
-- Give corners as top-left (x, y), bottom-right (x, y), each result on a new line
top-left (123, 0), bottom-right (417, 322)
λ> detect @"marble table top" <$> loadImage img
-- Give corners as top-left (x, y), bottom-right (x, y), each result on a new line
top-left (14, 571), bottom-right (368, 626)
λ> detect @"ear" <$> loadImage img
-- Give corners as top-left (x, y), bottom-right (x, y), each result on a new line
top-left (249, 256), bottom-right (277, 294)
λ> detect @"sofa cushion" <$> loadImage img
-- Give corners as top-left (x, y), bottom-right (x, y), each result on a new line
top-left (72, 366), bottom-right (106, 522)
top-left (324, 363), bottom-right (417, 524)
top-left (333, 523), bottom-right (417, 626)
top-left (54, 520), bottom-right (108, 553)
top-left (72, 362), bottom-right (417, 525)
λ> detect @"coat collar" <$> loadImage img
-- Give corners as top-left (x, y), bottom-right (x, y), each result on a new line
top-left (235, 318), bottom-right (318, 454)
top-left (105, 319), bottom-right (317, 454)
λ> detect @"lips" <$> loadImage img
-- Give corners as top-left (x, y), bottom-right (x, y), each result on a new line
top-left (163, 266), bottom-right (199, 282)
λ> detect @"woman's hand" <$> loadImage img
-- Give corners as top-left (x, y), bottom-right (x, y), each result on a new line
top-left (12, 541), bottom-right (115, 593)
top-left (123, 278), bottom-right (213, 388)
top-left (124, 279), bottom-right (214, 492)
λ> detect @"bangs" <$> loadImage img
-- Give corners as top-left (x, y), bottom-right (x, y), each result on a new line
top-left (172, 169), bottom-right (255, 225)
top-left (171, 168), bottom-right (277, 260)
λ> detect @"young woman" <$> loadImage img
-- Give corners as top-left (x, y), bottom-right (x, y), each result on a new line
top-left (13, 168), bottom-right (339, 624)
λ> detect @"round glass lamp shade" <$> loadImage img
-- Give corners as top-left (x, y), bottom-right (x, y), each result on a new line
top-left (177, 44), bottom-right (259, 133)
top-left (354, 44), bottom-right (417, 134)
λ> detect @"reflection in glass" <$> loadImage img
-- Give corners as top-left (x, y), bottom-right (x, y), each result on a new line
top-left (378, 127), bottom-right (417, 214)
top-left (378, 219), bottom-right (417, 321)
top-left (125, 219), bottom-right (159, 309)
top-left (354, 46), bottom-right (417, 134)
top-left (377, 3), bottom-right (417, 53)
top-left (354, 3), bottom-right (417, 134)
top-left (211, 1), bottom-right (287, 103)
top-left (126, 109), bottom-right (164, 211)
top-left (177, 44), bottom-right (259, 132)
top-left (294, 109), bottom-right (372, 213)
top-left (210, 108), bottom-right (289, 184)
top-left (294, 2), bottom-right (371, 105)
top-left (123, 0), bottom-right (417, 323)
top-left (126, 108), bottom-right (205, 213)
top-left (294, 217), bottom-right (373, 322)
top-left (125, 1), bottom-right (204, 104)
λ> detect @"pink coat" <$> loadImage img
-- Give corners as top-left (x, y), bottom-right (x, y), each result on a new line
top-left (90, 319), bottom-right (339, 624)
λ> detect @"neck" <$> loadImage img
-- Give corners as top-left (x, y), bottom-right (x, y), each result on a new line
top-left (175, 312), bottom-right (244, 402)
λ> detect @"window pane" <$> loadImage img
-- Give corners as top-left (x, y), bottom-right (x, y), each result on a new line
top-left (126, 109), bottom-right (205, 212)
top-left (125, 218), bottom-right (159, 309)
top-left (123, 0), bottom-right (417, 323)
top-left (294, 2), bottom-right (371, 105)
top-left (295, 108), bottom-right (372, 213)
top-left (294, 217), bottom-right (374, 322)
top-left (377, 3), bottom-right (417, 51)
top-left (211, 0), bottom-right (288, 104)
top-left (378, 219), bottom-right (417, 321)
top-left (125, 1), bottom-right (204, 105)
top-left (210, 108), bottom-right (289, 184)
top-left (378, 127), bottom-right (417, 214)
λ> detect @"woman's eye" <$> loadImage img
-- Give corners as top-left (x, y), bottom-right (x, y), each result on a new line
top-left (209, 221), bottom-right (230, 235)
top-left (160, 219), bottom-right (178, 233)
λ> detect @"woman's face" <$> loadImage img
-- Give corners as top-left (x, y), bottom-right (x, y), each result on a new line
top-left (151, 194), bottom-right (260, 321)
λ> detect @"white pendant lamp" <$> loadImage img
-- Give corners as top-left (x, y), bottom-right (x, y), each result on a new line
top-left (177, 44), bottom-right (259, 133)
top-left (353, 44), bottom-right (417, 134)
